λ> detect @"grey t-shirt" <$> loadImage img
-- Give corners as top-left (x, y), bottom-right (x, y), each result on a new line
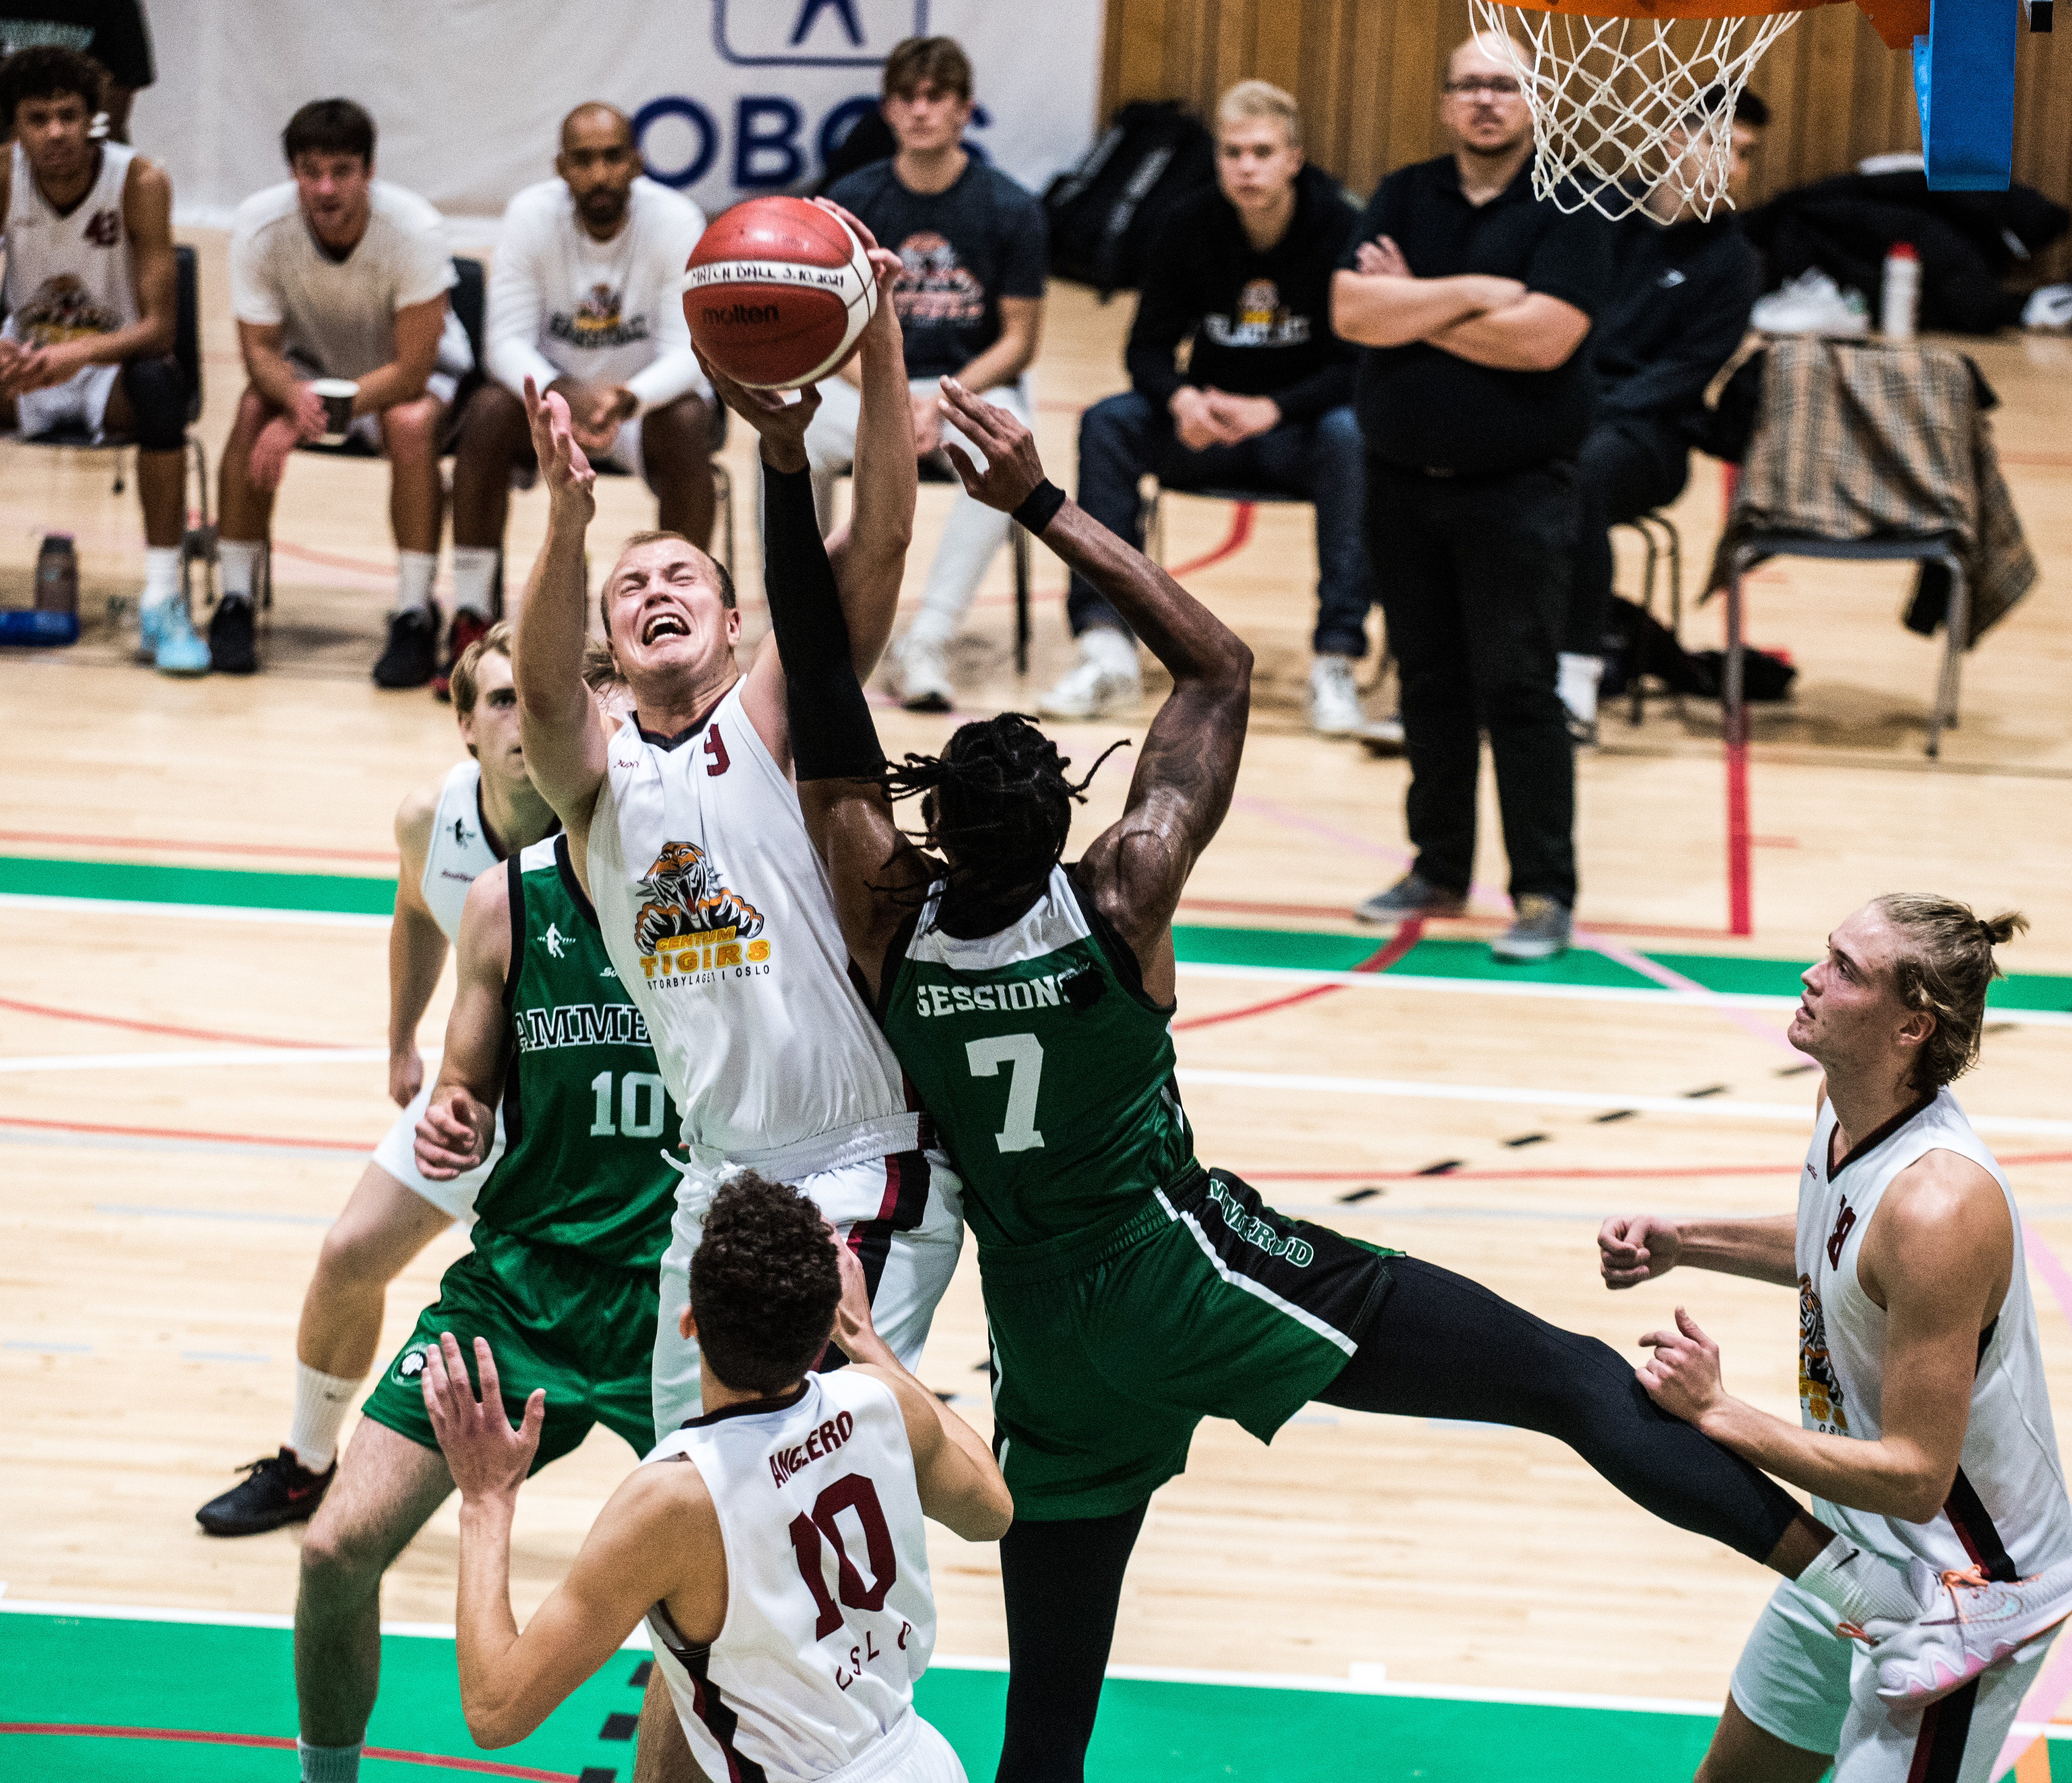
top-left (827, 156), bottom-right (1047, 381)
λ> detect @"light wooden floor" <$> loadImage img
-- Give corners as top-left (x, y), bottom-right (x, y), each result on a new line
top-left (5, 230), bottom-right (2072, 1711)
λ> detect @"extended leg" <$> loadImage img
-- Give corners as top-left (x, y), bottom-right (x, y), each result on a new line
top-left (995, 1503), bottom-right (1150, 1783)
top-left (299, 1163), bottom-right (458, 1386)
top-left (295, 1419), bottom-right (456, 1757)
top-left (1695, 1695), bottom-right (1834, 1783)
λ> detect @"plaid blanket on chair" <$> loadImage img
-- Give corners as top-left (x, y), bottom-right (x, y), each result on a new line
top-left (1709, 336), bottom-right (2035, 645)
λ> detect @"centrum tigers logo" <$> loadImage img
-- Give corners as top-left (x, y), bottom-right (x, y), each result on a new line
top-left (633, 841), bottom-right (770, 983)
top-left (1798, 1273), bottom-right (1848, 1432)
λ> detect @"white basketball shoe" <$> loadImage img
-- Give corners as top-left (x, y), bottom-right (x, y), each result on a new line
top-left (1852, 1558), bottom-right (2072, 1708)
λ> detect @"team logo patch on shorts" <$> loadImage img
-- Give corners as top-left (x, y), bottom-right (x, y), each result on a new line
top-left (1202, 1176), bottom-right (1314, 1266)
top-left (392, 1344), bottom-right (434, 1385)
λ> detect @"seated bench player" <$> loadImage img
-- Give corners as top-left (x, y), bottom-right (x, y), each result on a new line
top-left (215, 97), bottom-right (471, 684)
top-left (0, 45), bottom-right (206, 673)
top-left (446, 102), bottom-right (715, 698)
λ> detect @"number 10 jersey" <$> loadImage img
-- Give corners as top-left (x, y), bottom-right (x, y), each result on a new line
top-left (878, 863), bottom-right (1195, 1251)
top-left (644, 1369), bottom-right (937, 1783)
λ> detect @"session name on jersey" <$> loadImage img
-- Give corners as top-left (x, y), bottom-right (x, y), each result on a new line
top-left (911, 974), bottom-right (1066, 1020)
top-left (514, 1002), bottom-right (654, 1053)
top-left (768, 1408), bottom-right (855, 1487)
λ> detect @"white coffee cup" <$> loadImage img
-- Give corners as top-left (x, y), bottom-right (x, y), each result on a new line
top-left (311, 378), bottom-right (359, 446)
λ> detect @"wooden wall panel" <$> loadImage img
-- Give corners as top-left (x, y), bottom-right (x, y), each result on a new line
top-left (1098, 0), bottom-right (2071, 280)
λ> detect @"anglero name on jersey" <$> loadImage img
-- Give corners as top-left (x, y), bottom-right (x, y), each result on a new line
top-left (768, 1408), bottom-right (856, 1487)
top-left (513, 1002), bottom-right (654, 1053)
top-left (910, 973), bottom-right (1068, 1020)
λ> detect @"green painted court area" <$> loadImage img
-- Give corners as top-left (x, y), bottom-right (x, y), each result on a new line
top-left (8, 853), bottom-right (2071, 1014)
top-left (0, 1608), bottom-right (1741, 1781)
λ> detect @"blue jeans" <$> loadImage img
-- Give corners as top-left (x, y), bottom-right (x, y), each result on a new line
top-left (1067, 391), bottom-right (1376, 657)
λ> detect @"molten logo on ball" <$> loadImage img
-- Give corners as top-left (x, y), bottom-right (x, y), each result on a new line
top-left (682, 195), bottom-right (876, 390)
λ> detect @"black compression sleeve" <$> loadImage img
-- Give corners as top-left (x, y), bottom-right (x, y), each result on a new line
top-left (761, 461), bottom-right (886, 783)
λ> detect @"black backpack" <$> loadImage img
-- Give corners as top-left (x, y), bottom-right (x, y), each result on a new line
top-left (1043, 101), bottom-right (1215, 297)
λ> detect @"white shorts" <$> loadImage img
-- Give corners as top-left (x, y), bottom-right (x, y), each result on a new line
top-left (817, 1709), bottom-right (966, 1783)
top-left (368, 1078), bottom-right (504, 1225)
top-left (1730, 1575), bottom-right (2059, 1780)
top-left (651, 1149), bottom-right (966, 1438)
top-left (13, 360), bottom-right (121, 441)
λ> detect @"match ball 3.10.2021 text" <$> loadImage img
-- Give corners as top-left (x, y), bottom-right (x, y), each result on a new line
top-left (681, 195), bottom-right (877, 390)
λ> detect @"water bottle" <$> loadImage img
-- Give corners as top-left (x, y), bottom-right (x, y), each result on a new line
top-left (35, 532), bottom-right (79, 614)
top-left (1881, 242), bottom-right (1920, 341)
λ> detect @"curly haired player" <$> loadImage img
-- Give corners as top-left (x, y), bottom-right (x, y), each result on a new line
top-left (758, 378), bottom-right (2072, 1782)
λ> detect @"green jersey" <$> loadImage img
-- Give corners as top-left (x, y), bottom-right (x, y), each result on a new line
top-left (475, 835), bottom-right (681, 1268)
top-left (880, 863), bottom-right (1193, 1250)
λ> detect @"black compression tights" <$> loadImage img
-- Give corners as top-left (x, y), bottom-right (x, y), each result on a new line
top-left (993, 1258), bottom-right (1806, 1783)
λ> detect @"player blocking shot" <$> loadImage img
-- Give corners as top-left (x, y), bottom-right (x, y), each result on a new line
top-left (422, 1173), bottom-right (1010, 1783)
top-left (1602, 898), bottom-right (2072, 1783)
top-left (763, 385), bottom-right (2070, 1782)
top-left (196, 625), bottom-right (560, 1536)
top-left (288, 828), bottom-right (684, 1783)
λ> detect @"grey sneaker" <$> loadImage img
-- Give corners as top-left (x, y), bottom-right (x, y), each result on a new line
top-left (1352, 871), bottom-right (1467, 925)
top-left (1491, 894), bottom-right (1572, 962)
top-left (1309, 655), bottom-right (1367, 735)
top-left (893, 632), bottom-right (955, 713)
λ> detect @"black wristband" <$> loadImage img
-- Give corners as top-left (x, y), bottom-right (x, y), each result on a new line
top-left (1011, 478), bottom-right (1067, 536)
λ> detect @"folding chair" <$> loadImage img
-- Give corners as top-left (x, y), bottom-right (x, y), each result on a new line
top-left (1615, 508), bottom-right (1684, 725)
top-left (2, 242), bottom-right (216, 618)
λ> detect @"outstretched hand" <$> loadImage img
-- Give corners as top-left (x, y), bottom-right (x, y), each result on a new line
top-left (694, 346), bottom-right (823, 475)
top-left (936, 378), bottom-right (1045, 514)
top-left (1636, 1306), bottom-right (1726, 1426)
top-left (420, 1332), bottom-right (544, 1504)
top-left (812, 198), bottom-right (904, 343)
top-left (523, 377), bottom-right (597, 527)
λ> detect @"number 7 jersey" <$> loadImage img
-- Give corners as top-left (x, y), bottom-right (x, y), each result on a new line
top-left (643, 1369), bottom-right (936, 1783)
top-left (878, 863), bottom-right (1194, 1250)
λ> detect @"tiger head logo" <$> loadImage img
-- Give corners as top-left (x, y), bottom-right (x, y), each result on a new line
top-left (634, 841), bottom-right (765, 955)
top-left (1237, 279), bottom-right (1280, 329)
top-left (1798, 1273), bottom-right (1847, 1432)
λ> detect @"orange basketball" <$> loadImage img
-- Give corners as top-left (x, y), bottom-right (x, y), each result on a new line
top-left (682, 198), bottom-right (877, 390)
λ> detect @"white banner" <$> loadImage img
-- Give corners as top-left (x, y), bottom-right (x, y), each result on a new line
top-left (133, 0), bottom-right (1104, 243)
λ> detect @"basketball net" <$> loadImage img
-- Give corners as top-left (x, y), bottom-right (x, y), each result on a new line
top-left (1465, 0), bottom-right (1801, 222)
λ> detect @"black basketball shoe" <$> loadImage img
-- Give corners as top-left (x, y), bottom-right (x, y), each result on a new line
top-left (372, 606), bottom-right (439, 689)
top-left (208, 595), bottom-right (258, 675)
top-left (195, 1447), bottom-right (336, 1536)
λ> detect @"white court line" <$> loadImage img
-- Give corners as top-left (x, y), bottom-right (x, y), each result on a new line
top-left (11, 1595), bottom-right (2072, 1738)
top-left (1173, 1067), bottom-right (2072, 1137)
top-left (0, 892), bottom-right (388, 929)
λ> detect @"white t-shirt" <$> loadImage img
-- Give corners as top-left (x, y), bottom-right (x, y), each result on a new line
top-left (228, 178), bottom-right (457, 380)
top-left (486, 175), bottom-right (707, 412)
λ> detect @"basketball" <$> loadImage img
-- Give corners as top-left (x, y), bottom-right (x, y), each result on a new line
top-left (681, 197), bottom-right (877, 390)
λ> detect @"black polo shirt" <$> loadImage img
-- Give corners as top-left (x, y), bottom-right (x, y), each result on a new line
top-left (1341, 156), bottom-right (1614, 476)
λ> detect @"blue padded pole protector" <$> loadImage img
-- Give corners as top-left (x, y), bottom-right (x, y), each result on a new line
top-left (1914, 0), bottom-right (2015, 189)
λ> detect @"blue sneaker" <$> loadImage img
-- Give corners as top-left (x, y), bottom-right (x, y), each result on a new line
top-left (136, 597), bottom-right (164, 662)
top-left (151, 601), bottom-right (211, 677)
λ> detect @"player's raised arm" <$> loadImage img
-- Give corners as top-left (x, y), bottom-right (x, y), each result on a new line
top-left (414, 868), bottom-right (513, 1182)
top-left (512, 382), bottom-right (607, 863)
top-left (936, 379), bottom-right (1252, 974)
top-left (421, 1333), bottom-right (714, 1748)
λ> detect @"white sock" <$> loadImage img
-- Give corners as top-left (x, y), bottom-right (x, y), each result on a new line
top-left (219, 538), bottom-right (261, 603)
top-left (1557, 652), bottom-right (1604, 725)
top-left (393, 549), bottom-right (438, 616)
top-left (298, 1738), bottom-right (363, 1783)
top-left (451, 546), bottom-right (499, 619)
top-left (141, 546), bottom-right (181, 609)
top-left (286, 1361), bottom-right (362, 1474)
top-left (1795, 1537), bottom-right (1922, 1627)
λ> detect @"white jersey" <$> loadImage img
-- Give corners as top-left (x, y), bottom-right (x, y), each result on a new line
top-left (419, 762), bottom-right (503, 941)
top-left (486, 176), bottom-right (708, 413)
top-left (587, 682), bottom-right (918, 1197)
top-left (1797, 1087), bottom-right (2072, 1579)
top-left (644, 1370), bottom-right (936, 1783)
top-left (228, 178), bottom-right (456, 381)
top-left (2, 139), bottom-right (137, 347)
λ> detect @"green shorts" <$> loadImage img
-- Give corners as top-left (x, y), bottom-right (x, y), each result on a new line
top-left (361, 1224), bottom-right (660, 1471)
top-left (979, 1165), bottom-right (1396, 1521)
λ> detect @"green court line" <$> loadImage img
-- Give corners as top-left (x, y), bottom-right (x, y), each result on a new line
top-left (7, 854), bottom-right (2070, 1013)
top-left (0, 1610), bottom-right (1791, 1783)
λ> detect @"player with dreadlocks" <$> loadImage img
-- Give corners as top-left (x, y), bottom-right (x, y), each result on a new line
top-left (757, 381), bottom-right (2046, 1783)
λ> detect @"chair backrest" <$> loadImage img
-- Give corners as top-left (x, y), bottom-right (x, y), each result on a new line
top-left (450, 257), bottom-right (487, 366)
top-left (174, 243), bottom-right (202, 422)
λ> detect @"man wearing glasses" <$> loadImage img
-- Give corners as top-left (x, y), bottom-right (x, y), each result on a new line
top-left (1330, 32), bottom-right (1614, 962)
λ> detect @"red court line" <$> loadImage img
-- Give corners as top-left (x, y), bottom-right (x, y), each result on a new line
top-left (0, 1115), bottom-right (371, 1150)
top-left (1241, 1150), bottom-right (2072, 1184)
top-left (0, 995), bottom-right (342, 1051)
top-left (1173, 919), bottom-right (1423, 1032)
top-left (0, 1725), bottom-right (569, 1778)
top-left (1166, 501), bottom-right (1256, 578)
top-left (0, 828), bottom-right (398, 864)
